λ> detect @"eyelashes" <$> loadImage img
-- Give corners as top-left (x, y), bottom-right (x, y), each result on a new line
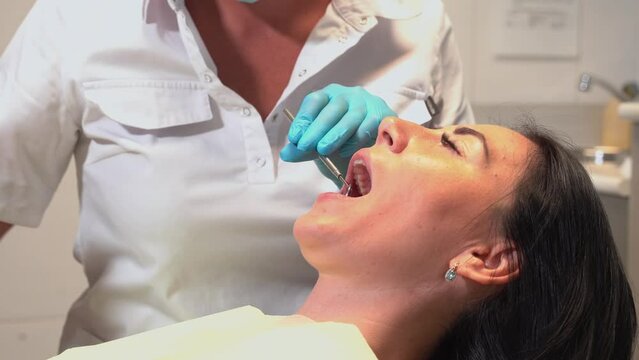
top-left (441, 132), bottom-right (461, 156)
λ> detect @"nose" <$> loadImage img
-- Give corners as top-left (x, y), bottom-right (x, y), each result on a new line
top-left (376, 117), bottom-right (410, 153)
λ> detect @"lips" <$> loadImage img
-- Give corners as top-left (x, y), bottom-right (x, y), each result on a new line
top-left (342, 151), bottom-right (373, 198)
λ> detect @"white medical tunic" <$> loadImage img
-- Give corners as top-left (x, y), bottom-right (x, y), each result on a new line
top-left (0, 0), bottom-right (473, 351)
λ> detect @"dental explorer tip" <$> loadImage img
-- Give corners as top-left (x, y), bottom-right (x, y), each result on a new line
top-left (338, 175), bottom-right (351, 195)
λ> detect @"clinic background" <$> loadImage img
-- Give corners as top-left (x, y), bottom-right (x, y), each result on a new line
top-left (1, 0), bottom-right (638, 359)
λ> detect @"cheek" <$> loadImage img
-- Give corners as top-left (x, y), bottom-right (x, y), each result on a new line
top-left (412, 168), bottom-right (501, 218)
top-left (348, 223), bottom-right (452, 285)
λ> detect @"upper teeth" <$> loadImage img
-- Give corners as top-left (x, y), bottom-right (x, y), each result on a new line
top-left (353, 159), bottom-right (371, 196)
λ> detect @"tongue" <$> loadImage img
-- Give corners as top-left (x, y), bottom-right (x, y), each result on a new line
top-left (345, 182), bottom-right (363, 197)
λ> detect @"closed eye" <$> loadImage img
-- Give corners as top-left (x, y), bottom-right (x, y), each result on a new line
top-left (441, 132), bottom-right (461, 155)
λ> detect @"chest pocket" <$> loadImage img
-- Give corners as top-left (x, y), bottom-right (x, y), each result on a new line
top-left (83, 80), bottom-right (213, 130)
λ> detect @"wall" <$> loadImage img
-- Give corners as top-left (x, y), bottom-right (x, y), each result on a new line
top-left (444, 0), bottom-right (639, 104)
top-left (0, 0), bottom-right (86, 359)
top-left (443, 0), bottom-right (639, 147)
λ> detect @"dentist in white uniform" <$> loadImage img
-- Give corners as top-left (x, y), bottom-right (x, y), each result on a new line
top-left (0, 0), bottom-right (473, 351)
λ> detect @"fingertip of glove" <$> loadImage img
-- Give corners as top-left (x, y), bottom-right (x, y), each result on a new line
top-left (316, 145), bottom-right (333, 157)
top-left (288, 126), bottom-right (302, 143)
top-left (338, 147), bottom-right (356, 158)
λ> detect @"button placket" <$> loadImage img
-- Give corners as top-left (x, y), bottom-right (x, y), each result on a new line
top-left (238, 105), bottom-right (276, 183)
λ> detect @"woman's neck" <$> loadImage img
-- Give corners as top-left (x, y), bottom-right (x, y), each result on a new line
top-left (297, 276), bottom-right (460, 360)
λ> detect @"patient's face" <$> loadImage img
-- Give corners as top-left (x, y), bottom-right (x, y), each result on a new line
top-left (294, 118), bottom-right (535, 286)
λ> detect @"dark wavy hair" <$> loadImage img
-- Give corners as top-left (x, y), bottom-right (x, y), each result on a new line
top-left (430, 124), bottom-right (637, 359)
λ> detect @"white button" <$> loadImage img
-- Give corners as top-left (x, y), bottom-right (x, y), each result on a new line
top-left (203, 74), bottom-right (214, 83)
top-left (338, 35), bottom-right (348, 43)
top-left (242, 107), bottom-right (251, 116)
top-left (359, 17), bottom-right (368, 25)
top-left (297, 69), bottom-right (307, 77)
top-left (255, 157), bottom-right (267, 167)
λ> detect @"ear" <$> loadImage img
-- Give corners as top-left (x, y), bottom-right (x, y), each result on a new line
top-left (452, 241), bottom-right (519, 286)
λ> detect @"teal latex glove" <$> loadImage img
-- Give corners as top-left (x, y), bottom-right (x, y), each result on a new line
top-left (280, 84), bottom-right (396, 164)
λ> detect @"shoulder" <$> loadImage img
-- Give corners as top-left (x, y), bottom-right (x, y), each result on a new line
top-left (371, 0), bottom-right (446, 21)
top-left (414, 0), bottom-right (451, 36)
top-left (30, 0), bottom-right (150, 53)
top-left (33, 0), bottom-right (141, 15)
top-left (33, 0), bottom-right (145, 30)
top-left (370, 0), bottom-right (450, 43)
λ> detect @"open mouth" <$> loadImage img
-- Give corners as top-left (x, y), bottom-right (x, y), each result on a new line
top-left (341, 156), bottom-right (372, 198)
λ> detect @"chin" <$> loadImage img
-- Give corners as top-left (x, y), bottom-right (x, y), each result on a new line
top-left (294, 211), bottom-right (332, 242)
top-left (292, 213), bottom-right (332, 271)
top-left (294, 208), bottom-right (351, 249)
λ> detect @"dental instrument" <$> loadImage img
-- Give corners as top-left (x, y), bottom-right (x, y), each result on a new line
top-left (424, 95), bottom-right (440, 118)
top-left (283, 108), bottom-right (352, 195)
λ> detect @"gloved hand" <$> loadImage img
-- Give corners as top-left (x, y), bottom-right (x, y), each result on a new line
top-left (280, 84), bottom-right (396, 163)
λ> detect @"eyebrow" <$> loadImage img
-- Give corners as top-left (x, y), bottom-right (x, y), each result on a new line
top-left (453, 127), bottom-right (490, 161)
